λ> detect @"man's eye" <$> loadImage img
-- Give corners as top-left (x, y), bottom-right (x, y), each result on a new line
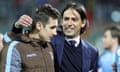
top-left (71, 18), bottom-right (78, 21)
top-left (63, 17), bottom-right (69, 21)
top-left (50, 26), bottom-right (56, 29)
top-left (63, 17), bottom-right (78, 21)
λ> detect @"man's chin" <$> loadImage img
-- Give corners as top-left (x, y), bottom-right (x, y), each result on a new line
top-left (65, 34), bottom-right (75, 38)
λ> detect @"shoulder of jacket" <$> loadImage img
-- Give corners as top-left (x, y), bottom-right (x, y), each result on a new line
top-left (9, 41), bottom-right (20, 48)
top-left (81, 39), bottom-right (98, 52)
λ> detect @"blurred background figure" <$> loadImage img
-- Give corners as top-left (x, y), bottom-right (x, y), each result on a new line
top-left (114, 26), bottom-right (120, 72)
top-left (0, 33), bottom-right (3, 52)
top-left (98, 25), bottom-right (120, 72)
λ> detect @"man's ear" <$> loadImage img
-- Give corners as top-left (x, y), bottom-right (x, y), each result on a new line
top-left (36, 22), bottom-right (43, 30)
top-left (81, 19), bottom-right (86, 28)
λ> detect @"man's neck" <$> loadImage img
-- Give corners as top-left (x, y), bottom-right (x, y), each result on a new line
top-left (65, 35), bottom-right (80, 47)
top-left (29, 33), bottom-right (39, 39)
top-left (110, 43), bottom-right (119, 52)
top-left (66, 35), bottom-right (80, 40)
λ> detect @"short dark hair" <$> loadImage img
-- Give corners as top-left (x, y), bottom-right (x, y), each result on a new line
top-left (61, 2), bottom-right (89, 35)
top-left (105, 25), bottom-right (120, 45)
top-left (31, 4), bottom-right (60, 31)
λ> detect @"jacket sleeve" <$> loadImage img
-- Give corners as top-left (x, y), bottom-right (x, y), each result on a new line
top-left (11, 24), bottom-right (23, 34)
top-left (3, 24), bottom-right (23, 43)
top-left (90, 49), bottom-right (99, 72)
top-left (5, 47), bottom-right (22, 72)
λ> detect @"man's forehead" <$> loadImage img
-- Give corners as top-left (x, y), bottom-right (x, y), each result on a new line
top-left (63, 8), bottom-right (80, 18)
top-left (104, 30), bottom-right (112, 36)
top-left (48, 19), bottom-right (58, 26)
top-left (0, 34), bottom-right (3, 39)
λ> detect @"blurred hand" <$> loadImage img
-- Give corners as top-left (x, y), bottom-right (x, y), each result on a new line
top-left (112, 63), bottom-right (117, 72)
top-left (15, 15), bottom-right (33, 28)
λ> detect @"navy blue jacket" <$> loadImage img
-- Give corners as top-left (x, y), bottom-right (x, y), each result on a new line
top-left (51, 31), bottom-right (98, 72)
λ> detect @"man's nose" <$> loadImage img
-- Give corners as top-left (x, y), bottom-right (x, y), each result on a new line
top-left (67, 19), bottom-right (73, 25)
top-left (53, 30), bottom-right (57, 36)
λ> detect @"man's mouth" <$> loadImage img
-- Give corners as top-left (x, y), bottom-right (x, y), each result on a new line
top-left (65, 28), bottom-right (74, 31)
top-left (64, 25), bottom-right (75, 30)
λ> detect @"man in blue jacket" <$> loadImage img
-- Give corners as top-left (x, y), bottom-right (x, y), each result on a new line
top-left (5, 2), bottom-right (98, 72)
